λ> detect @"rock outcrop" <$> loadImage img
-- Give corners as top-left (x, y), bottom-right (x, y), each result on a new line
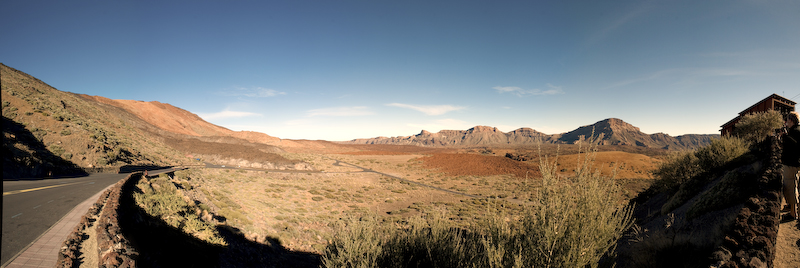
top-left (345, 118), bottom-right (719, 150)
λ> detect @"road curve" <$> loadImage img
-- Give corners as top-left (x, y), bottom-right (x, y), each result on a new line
top-left (1, 173), bottom-right (126, 265)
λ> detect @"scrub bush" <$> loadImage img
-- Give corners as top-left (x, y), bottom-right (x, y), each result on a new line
top-left (322, 142), bottom-right (633, 268)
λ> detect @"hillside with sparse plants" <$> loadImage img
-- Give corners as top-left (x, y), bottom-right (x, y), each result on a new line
top-left (1, 63), bottom-right (310, 179)
top-left (4, 63), bottom-right (796, 267)
top-left (2, 63), bottom-right (192, 178)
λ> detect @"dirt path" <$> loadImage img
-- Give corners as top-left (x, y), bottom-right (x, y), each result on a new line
top-left (774, 210), bottom-right (800, 268)
top-left (78, 220), bottom-right (98, 268)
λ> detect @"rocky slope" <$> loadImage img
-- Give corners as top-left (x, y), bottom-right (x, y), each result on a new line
top-left (558, 118), bottom-right (719, 150)
top-left (616, 137), bottom-right (783, 267)
top-left (78, 92), bottom-right (349, 154)
top-left (348, 126), bottom-right (554, 147)
top-left (345, 118), bottom-right (719, 150)
top-left (0, 63), bottom-right (309, 179)
top-left (80, 95), bottom-right (231, 137)
top-left (2, 63), bottom-right (192, 177)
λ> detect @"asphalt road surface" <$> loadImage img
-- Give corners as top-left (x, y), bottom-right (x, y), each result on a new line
top-left (1, 173), bottom-right (127, 265)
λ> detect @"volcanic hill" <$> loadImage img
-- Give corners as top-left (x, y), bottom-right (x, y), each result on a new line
top-left (1, 63), bottom-right (332, 179)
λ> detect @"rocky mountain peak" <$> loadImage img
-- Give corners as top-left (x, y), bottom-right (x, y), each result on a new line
top-left (468, 126), bottom-right (499, 133)
top-left (598, 118), bottom-right (641, 133)
top-left (508, 128), bottom-right (548, 137)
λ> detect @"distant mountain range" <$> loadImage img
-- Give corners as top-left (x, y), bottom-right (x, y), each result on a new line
top-left (1, 61), bottom-right (719, 180)
top-left (343, 118), bottom-right (719, 150)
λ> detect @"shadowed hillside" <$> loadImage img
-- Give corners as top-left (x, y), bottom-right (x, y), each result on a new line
top-left (617, 137), bottom-right (783, 267)
top-left (2, 116), bottom-right (87, 179)
top-left (1, 63), bottom-right (192, 178)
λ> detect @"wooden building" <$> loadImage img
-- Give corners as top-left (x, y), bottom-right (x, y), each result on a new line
top-left (721, 94), bottom-right (796, 136)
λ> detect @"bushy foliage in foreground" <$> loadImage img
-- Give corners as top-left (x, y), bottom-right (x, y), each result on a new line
top-left (322, 145), bottom-right (633, 268)
top-left (733, 110), bottom-right (784, 144)
top-left (651, 136), bottom-right (751, 214)
top-left (134, 174), bottom-right (227, 245)
top-left (652, 136), bottom-right (749, 193)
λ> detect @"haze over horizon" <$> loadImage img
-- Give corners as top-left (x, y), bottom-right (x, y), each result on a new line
top-left (2, 1), bottom-right (799, 141)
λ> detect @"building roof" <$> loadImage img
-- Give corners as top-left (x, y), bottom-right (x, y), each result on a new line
top-left (737, 93), bottom-right (795, 116)
top-left (720, 93), bottom-right (796, 129)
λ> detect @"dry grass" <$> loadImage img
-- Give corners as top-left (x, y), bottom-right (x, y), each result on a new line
top-left (419, 153), bottom-right (540, 178)
top-left (166, 150), bottom-right (545, 254)
top-left (322, 143), bottom-right (634, 268)
top-left (554, 151), bottom-right (661, 179)
top-left (127, 143), bottom-right (656, 266)
top-left (180, 164), bottom-right (461, 253)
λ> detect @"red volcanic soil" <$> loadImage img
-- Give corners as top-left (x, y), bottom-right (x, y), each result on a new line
top-left (81, 95), bottom-right (230, 136)
top-left (419, 153), bottom-right (539, 178)
top-left (80, 95), bottom-right (282, 145)
top-left (339, 144), bottom-right (455, 155)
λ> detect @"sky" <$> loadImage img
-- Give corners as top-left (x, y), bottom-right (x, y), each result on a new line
top-left (2, 0), bottom-right (799, 141)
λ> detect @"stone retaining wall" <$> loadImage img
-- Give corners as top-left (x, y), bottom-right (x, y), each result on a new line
top-left (56, 188), bottom-right (108, 267)
top-left (712, 136), bottom-right (783, 268)
top-left (95, 172), bottom-right (140, 267)
top-left (57, 173), bottom-right (142, 268)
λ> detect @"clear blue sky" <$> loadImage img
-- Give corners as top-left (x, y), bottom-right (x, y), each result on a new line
top-left (2, 0), bottom-right (799, 141)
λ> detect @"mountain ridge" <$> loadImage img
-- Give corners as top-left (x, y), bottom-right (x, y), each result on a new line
top-left (1, 63), bottom-right (331, 178)
top-left (343, 118), bottom-right (719, 150)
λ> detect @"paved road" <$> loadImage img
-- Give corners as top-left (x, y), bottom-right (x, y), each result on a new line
top-left (1, 173), bottom-right (126, 265)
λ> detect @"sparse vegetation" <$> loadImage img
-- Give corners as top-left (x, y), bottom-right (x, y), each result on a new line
top-left (322, 142), bottom-right (633, 268)
top-left (620, 125), bottom-right (784, 267)
top-left (133, 174), bottom-right (226, 245)
top-left (15, 62), bottom-right (784, 266)
top-left (652, 136), bottom-right (750, 196)
top-left (2, 63), bottom-right (192, 172)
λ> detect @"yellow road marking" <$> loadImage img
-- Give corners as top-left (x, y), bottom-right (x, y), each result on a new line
top-left (3, 181), bottom-right (86, 196)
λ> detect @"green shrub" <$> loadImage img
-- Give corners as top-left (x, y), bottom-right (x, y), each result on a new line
top-left (134, 176), bottom-right (226, 245)
top-left (50, 145), bottom-right (65, 157)
top-left (652, 150), bottom-right (699, 192)
top-left (653, 136), bottom-right (751, 214)
top-left (322, 215), bottom-right (386, 268)
top-left (220, 207), bottom-right (252, 225)
top-left (501, 149), bottom-right (633, 268)
top-left (733, 110), bottom-right (783, 144)
top-left (653, 136), bottom-right (748, 193)
top-left (694, 136), bottom-right (749, 170)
